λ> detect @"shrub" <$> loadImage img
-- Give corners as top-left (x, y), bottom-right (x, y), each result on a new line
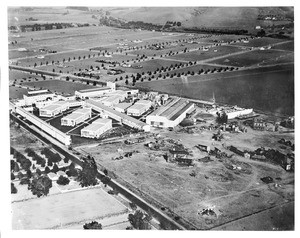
top-left (11, 172), bottom-right (15, 180)
top-left (83, 221), bottom-right (102, 229)
top-left (20, 177), bottom-right (30, 185)
top-left (56, 176), bottom-right (70, 185)
top-left (28, 175), bottom-right (52, 197)
top-left (11, 183), bottom-right (17, 194)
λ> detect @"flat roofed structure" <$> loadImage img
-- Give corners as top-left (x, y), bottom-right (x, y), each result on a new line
top-left (23, 90), bottom-right (55, 106)
top-left (61, 107), bottom-right (91, 126)
top-left (75, 83), bottom-right (116, 99)
top-left (81, 118), bottom-right (112, 138)
top-left (86, 99), bottom-right (150, 132)
top-left (127, 100), bottom-right (152, 117)
top-left (114, 102), bottom-right (132, 113)
top-left (146, 97), bottom-right (194, 128)
top-left (39, 101), bottom-right (69, 117)
top-left (100, 95), bottom-right (123, 107)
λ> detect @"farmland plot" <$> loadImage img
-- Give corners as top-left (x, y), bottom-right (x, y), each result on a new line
top-left (208, 49), bottom-right (291, 67)
top-left (12, 188), bottom-right (128, 229)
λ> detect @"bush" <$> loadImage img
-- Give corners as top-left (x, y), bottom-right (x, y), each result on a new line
top-left (28, 175), bottom-right (52, 197)
top-left (20, 177), bottom-right (30, 185)
top-left (11, 172), bottom-right (15, 180)
top-left (83, 221), bottom-right (102, 229)
top-left (128, 210), bottom-right (152, 230)
top-left (11, 183), bottom-right (17, 194)
top-left (56, 176), bottom-right (70, 185)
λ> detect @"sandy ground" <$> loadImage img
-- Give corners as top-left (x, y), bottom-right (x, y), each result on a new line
top-left (79, 118), bottom-right (294, 230)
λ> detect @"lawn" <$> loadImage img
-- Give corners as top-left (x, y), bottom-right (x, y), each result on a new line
top-left (271, 41), bottom-right (294, 51)
top-left (12, 187), bottom-right (128, 229)
top-left (9, 86), bottom-right (29, 99)
top-left (208, 49), bottom-right (292, 67)
top-left (21, 79), bottom-right (97, 94)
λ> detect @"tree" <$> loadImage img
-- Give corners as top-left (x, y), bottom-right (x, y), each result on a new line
top-left (128, 210), bottom-right (152, 230)
top-left (44, 166), bottom-right (51, 174)
top-left (216, 112), bottom-right (228, 124)
top-left (20, 177), bottom-right (30, 185)
top-left (77, 160), bottom-right (98, 187)
top-left (11, 172), bottom-right (15, 180)
top-left (11, 183), bottom-right (17, 194)
top-left (28, 175), bottom-right (52, 197)
top-left (57, 175), bottom-right (70, 185)
top-left (83, 221), bottom-right (102, 229)
top-left (125, 79), bottom-right (129, 85)
top-left (52, 163), bottom-right (59, 173)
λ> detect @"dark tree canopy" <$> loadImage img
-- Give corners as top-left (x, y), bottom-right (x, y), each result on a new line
top-left (28, 175), bottom-right (52, 197)
top-left (128, 210), bottom-right (152, 230)
top-left (57, 175), bottom-right (70, 185)
top-left (83, 221), bottom-right (102, 229)
top-left (77, 158), bottom-right (98, 187)
top-left (11, 183), bottom-right (17, 194)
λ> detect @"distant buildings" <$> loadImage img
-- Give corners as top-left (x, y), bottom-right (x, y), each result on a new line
top-left (23, 89), bottom-right (55, 106)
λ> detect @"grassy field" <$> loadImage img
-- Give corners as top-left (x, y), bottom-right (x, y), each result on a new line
top-left (9, 86), bottom-right (29, 99)
top-left (208, 49), bottom-right (291, 67)
top-left (136, 65), bottom-right (294, 116)
top-left (271, 41), bottom-right (294, 51)
top-left (115, 59), bottom-right (185, 74)
top-left (234, 37), bottom-right (289, 48)
top-left (167, 45), bottom-right (244, 62)
top-left (21, 79), bottom-right (97, 94)
top-left (12, 187), bottom-right (128, 229)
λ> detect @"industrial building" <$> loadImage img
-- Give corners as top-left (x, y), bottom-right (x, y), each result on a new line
top-left (61, 107), bottom-right (91, 126)
top-left (39, 101), bottom-right (69, 117)
top-left (114, 102), bottom-right (132, 113)
top-left (81, 118), bottom-right (112, 138)
top-left (100, 95), bottom-right (123, 107)
top-left (222, 106), bottom-right (253, 119)
top-left (146, 97), bottom-right (195, 128)
top-left (75, 82), bottom-right (116, 99)
top-left (127, 100), bottom-right (152, 117)
top-left (86, 99), bottom-right (150, 132)
top-left (14, 106), bottom-right (71, 146)
top-left (23, 89), bottom-right (56, 106)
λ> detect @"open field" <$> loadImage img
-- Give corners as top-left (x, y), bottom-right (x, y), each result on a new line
top-left (234, 37), bottom-right (290, 48)
top-left (136, 65), bottom-right (294, 116)
top-left (207, 49), bottom-right (292, 67)
top-left (9, 86), bottom-right (29, 99)
top-left (80, 123), bottom-right (294, 229)
top-left (12, 187), bottom-right (128, 229)
top-left (115, 59), bottom-right (186, 74)
top-left (22, 79), bottom-right (97, 94)
top-left (167, 45), bottom-right (244, 62)
top-left (271, 41), bottom-right (294, 51)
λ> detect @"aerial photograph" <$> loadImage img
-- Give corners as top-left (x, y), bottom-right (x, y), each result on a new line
top-left (7, 6), bottom-right (295, 231)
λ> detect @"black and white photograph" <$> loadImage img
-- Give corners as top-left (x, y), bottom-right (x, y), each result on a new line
top-left (1, 0), bottom-right (297, 234)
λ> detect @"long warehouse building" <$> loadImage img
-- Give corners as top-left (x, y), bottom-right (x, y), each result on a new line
top-left (81, 118), bottom-right (112, 138)
top-left (146, 97), bottom-right (195, 128)
top-left (86, 99), bottom-right (150, 132)
top-left (14, 106), bottom-right (71, 146)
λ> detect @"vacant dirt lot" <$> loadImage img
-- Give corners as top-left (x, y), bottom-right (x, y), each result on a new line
top-left (78, 123), bottom-right (294, 230)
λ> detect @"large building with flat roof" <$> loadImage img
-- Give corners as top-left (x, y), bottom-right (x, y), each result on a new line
top-left (86, 99), bottom-right (150, 132)
top-left (23, 89), bottom-right (56, 106)
top-left (114, 102), bottom-right (132, 113)
top-left (61, 107), bottom-right (91, 126)
top-left (146, 97), bottom-right (194, 128)
top-left (75, 82), bottom-right (116, 99)
top-left (127, 100), bottom-right (152, 117)
top-left (39, 101), bottom-right (69, 117)
top-left (81, 118), bottom-right (112, 138)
